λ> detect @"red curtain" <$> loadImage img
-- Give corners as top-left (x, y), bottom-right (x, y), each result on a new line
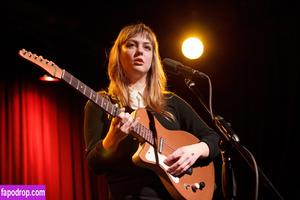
top-left (0, 79), bottom-right (108, 200)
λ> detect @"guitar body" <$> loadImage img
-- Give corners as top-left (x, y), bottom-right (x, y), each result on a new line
top-left (132, 108), bottom-right (215, 200)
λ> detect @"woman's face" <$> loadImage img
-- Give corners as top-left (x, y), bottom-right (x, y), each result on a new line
top-left (120, 33), bottom-right (153, 83)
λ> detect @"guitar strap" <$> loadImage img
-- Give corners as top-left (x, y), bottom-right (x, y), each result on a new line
top-left (146, 110), bottom-right (160, 165)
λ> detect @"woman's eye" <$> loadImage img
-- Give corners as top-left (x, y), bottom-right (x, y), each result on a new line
top-left (126, 43), bottom-right (135, 48)
top-left (144, 46), bottom-right (152, 51)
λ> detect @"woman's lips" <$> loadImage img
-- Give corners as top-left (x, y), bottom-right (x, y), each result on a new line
top-left (133, 58), bottom-right (144, 65)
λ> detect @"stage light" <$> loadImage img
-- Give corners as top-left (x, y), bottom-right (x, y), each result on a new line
top-left (181, 37), bottom-right (204, 60)
top-left (39, 74), bottom-right (60, 82)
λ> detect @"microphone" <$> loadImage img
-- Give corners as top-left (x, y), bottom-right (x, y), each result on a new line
top-left (162, 58), bottom-right (207, 78)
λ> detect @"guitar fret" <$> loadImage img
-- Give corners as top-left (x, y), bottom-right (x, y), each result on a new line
top-left (69, 73), bottom-right (73, 84)
top-left (69, 74), bottom-right (77, 89)
top-left (136, 124), bottom-right (142, 139)
top-left (112, 105), bottom-right (119, 117)
top-left (62, 71), bottom-right (70, 82)
top-left (145, 129), bottom-right (149, 142)
top-left (133, 123), bottom-right (153, 145)
top-left (101, 98), bottom-right (109, 112)
top-left (107, 104), bottom-right (112, 115)
top-left (83, 84), bottom-right (86, 94)
top-left (134, 123), bottom-right (140, 134)
top-left (86, 88), bottom-right (91, 98)
top-left (90, 91), bottom-right (96, 102)
top-left (99, 95), bottom-right (104, 107)
top-left (149, 133), bottom-right (154, 145)
top-left (105, 100), bottom-right (109, 111)
top-left (78, 82), bottom-right (85, 93)
top-left (101, 98), bottom-right (105, 109)
top-left (95, 93), bottom-right (98, 104)
top-left (141, 126), bottom-right (147, 142)
top-left (147, 130), bottom-right (152, 144)
top-left (76, 79), bottom-right (80, 90)
top-left (140, 125), bottom-right (144, 139)
top-left (140, 128), bottom-right (145, 140)
top-left (89, 89), bottom-right (93, 99)
top-left (144, 129), bottom-right (152, 145)
top-left (109, 104), bottom-right (116, 116)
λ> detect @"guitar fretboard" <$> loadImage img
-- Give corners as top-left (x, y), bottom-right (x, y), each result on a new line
top-left (62, 70), bottom-right (118, 116)
top-left (61, 70), bottom-right (155, 145)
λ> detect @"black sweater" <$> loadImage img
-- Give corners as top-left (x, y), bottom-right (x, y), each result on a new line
top-left (84, 92), bottom-right (220, 200)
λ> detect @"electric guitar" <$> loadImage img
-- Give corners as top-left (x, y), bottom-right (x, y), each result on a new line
top-left (18, 49), bottom-right (215, 200)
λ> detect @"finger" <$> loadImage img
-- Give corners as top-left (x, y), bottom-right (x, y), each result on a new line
top-left (119, 107), bottom-right (126, 113)
top-left (111, 116), bottom-right (122, 127)
top-left (129, 117), bottom-right (140, 131)
top-left (167, 156), bottom-right (187, 174)
top-left (164, 150), bottom-right (181, 166)
top-left (111, 108), bottom-right (126, 127)
top-left (117, 108), bottom-right (126, 119)
top-left (181, 161), bottom-right (193, 174)
top-left (119, 113), bottom-right (135, 133)
top-left (173, 159), bottom-right (192, 177)
top-left (173, 153), bottom-right (199, 176)
top-left (122, 113), bottom-right (134, 126)
top-left (120, 122), bottom-right (132, 133)
top-left (118, 111), bottom-right (126, 119)
top-left (164, 156), bottom-right (175, 166)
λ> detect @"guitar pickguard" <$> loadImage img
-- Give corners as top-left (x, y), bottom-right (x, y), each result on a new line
top-left (144, 146), bottom-right (179, 183)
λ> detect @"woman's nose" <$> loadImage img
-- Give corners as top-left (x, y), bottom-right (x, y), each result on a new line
top-left (135, 45), bottom-right (144, 55)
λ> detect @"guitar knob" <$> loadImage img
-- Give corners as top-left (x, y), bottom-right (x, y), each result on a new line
top-left (191, 182), bottom-right (205, 192)
top-left (183, 184), bottom-right (190, 190)
top-left (199, 181), bottom-right (205, 190)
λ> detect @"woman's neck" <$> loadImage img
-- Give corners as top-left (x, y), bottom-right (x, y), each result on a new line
top-left (128, 82), bottom-right (146, 93)
top-left (128, 76), bottom-right (147, 92)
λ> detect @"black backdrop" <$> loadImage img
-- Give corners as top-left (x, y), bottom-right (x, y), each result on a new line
top-left (3, 0), bottom-right (299, 199)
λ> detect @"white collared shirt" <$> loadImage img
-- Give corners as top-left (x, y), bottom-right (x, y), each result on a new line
top-left (128, 86), bottom-right (146, 110)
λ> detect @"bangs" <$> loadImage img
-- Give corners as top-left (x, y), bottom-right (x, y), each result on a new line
top-left (119, 24), bottom-right (155, 46)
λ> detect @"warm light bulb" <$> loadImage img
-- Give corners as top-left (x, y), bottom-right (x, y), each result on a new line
top-left (181, 37), bottom-right (204, 60)
top-left (39, 74), bottom-right (60, 82)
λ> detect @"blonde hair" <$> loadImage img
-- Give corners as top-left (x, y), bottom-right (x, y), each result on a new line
top-left (107, 23), bottom-right (169, 116)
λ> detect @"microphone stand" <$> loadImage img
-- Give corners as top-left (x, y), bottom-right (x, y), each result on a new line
top-left (183, 73), bottom-right (285, 200)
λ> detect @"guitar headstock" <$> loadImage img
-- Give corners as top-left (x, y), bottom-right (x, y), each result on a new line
top-left (18, 49), bottom-right (63, 79)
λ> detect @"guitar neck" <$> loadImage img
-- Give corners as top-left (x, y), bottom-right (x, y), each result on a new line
top-left (18, 48), bottom-right (155, 146)
top-left (62, 70), bottom-right (119, 117)
top-left (61, 70), bottom-right (155, 145)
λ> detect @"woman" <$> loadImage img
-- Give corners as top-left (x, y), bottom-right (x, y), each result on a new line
top-left (84, 23), bottom-right (220, 200)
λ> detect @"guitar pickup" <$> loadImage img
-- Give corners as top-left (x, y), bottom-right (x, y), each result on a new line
top-left (158, 137), bottom-right (164, 153)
